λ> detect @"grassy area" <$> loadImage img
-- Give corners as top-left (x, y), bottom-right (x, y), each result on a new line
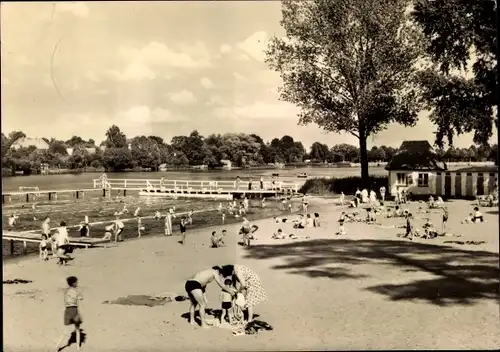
top-left (2, 195), bottom-right (297, 258)
top-left (299, 176), bottom-right (389, 196)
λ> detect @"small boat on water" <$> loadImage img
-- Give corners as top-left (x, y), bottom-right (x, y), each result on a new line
top-left (297, 173), bottom-right (308, 178)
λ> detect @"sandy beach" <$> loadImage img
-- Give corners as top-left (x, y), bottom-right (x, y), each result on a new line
top-left (3, 198), bottom-right (499, 351)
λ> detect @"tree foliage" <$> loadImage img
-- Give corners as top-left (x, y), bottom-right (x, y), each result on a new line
top-left (412, 0), bottom-right (497, 147)
top-left (266, 0), bottom-right (424, 184)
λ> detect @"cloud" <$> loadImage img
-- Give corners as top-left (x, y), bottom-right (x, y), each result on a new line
top-left (119, 41), bottom-right (211, 69)
top-left (200, 77), bottom-right (214, 89)
top-left (213, 101), bottom-right (299, 120)
top-left (207, 95), bottom-right (227, 106)
top-left (237, 31), bottom-right (268, 62)
top-left (233, 72), bottom-right (248, 82)
top-left (220, 44), bottom-right (232, 54)
top-left (168, 90), bottom-right (196, 105)
top-left (84, 70), bottom-right (100, 82)
top-left (94, 89), bottom-right (109, 96)
top-left (110, 62), bottom-right (156, 81)
top-left (14, 55), bottom-right (34, 66)
top-left (117, 106), bottom-right (186, 124)
top-left (55, 3), bottom-right (90, 18)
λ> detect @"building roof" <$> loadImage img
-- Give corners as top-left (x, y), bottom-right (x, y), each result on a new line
top-left (385, 140), bottom-right (447, 171)
top-left (12, 137), bottom-right (50, 150)
top-left (454, 165), bottom-right (498, 173)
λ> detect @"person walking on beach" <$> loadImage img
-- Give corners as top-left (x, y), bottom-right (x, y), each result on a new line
top-left (185, 268), bottom-right (237, 328)
top-left (260, 176), bottom-right (264, 190)
top-left (56, 276), bottom-right (83, 352)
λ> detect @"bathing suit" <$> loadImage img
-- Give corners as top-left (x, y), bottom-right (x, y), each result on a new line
top-left (180, 222), bottom-right (186, 233)
top-left (443, 214), bottom-right (448, 222)
top-left (222, 301), bottom-right (232, 310)
top-left (185, 280), bottom-right (206, 298)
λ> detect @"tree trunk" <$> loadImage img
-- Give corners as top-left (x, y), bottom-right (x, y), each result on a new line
top-left (359, 135), bottom-right (369, 188)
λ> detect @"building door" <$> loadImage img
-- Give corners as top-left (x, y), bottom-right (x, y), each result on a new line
top-left (488, 173), bottom-right (496, 194)
top-left (465, 173), bottom-right (473, 197)
top-left (454, 173), bottom-right (462, 197)
top-left (444, 172), bottom-right (452, 197)
top-left (435, 172), bottom-right (442, 196)
top-left (477, 173), bottom-right (485, 195)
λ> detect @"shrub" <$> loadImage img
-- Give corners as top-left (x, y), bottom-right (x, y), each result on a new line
top-left (299, 176), bottom-right (388, 195)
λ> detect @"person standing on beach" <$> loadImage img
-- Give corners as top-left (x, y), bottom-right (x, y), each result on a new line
top-left (213, 265), bottom-right (267, 323)
top-left (260, 176), bottom-right (264, 190)
top-left (379, 186), bottom-right (386, 202)
top-left (164, 209), bottom-right (175, 236)
top-left (160, 177), bottom-right (165, 189)
top-left (56, 276), bottom-right (83, 352)
top-left (248, 177), bottom-right (253, 190)
top-left (41, 216), bottom-right (51, 238)
top-left (180, 216), bottom-right (188, 245)
top-left (302, 194), bottom-right (309, 215)
top-left (185, 268), bottom-right (237, 328)
top-left (114, 217), bottom-right (125, 242)
top-left (54, 222), bottom-right (71, 265)
top-left (235, 176), bottom-right (241, 190)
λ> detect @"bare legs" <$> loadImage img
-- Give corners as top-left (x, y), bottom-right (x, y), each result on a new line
top-left (55, 325), bottom-right (80, 351)
top-left (189, 289), bottom-right (208, 328)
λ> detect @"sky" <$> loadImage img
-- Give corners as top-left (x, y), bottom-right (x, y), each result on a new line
top-left (1, 1), bottom-right (496, 150)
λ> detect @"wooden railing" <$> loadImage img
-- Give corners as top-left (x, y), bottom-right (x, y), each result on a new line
top-left (93, 178), bottom-right (299, 193)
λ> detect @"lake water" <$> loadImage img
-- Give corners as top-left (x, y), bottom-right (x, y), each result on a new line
top-left (2, 166), bottom-right (386, 192)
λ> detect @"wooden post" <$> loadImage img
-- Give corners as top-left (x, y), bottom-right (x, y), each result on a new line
top-left (26, 193), bottom-right (29, 202)
top-left (49, 192), bottom-right (52, 201)
top-left (54, 192), bottom-right (58, 200)
top-left (10, 239), bottom-right (14, 256)
top-left (76, 191), bottom-right (79, 199)
top-left (103, 189), bottom-right (106, 197)
top-left (123, 189), bottom-right (127, 197)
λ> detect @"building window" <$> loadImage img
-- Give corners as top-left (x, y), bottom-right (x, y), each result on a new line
top-left (418, 173), bottom-right (429, 187)
top-left (396, 173), bottom-right (407, 185)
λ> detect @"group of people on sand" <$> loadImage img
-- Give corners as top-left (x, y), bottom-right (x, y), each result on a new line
top-left (37, 217), bottom-right (73, 265)
top-left (185, 265), bottom-right (267, 329)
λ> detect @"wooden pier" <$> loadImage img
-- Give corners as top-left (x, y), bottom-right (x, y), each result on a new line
top-left (3, 231), bottom-right (109, 255)
top-left (2, 188), bottom-right (100, 203)
top-left (94, 178), bottom-right (300, 199)
top-left (1, 178), bottom-right (300, 203)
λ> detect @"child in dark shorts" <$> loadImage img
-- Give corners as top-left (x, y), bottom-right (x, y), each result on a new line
top-left (56, 276), bottom-right (83, 351)
top-left (220, 278), bottom-right (234, 324)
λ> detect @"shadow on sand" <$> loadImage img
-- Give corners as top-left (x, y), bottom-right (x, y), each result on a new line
top-left (243, 239), bottom-right (499, 307)
top-left (181, 309), bottom-right (259, 325)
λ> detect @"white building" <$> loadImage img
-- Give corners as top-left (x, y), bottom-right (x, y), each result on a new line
top-left (386, 140), bottom-right (498, 198)
top-left (11, 137), bottom-right (49, 150)
top-left (386, 140), bottom-right (447, 197)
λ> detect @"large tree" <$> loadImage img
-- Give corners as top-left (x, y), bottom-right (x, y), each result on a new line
top-left (266, 0), bottom-right (424, 184)
top-left (1, 131), bottom-right (26, 164)
top-left (413, 0), bottom-right (497, 148)
top-left (104, 125), bottom-right (128, 149)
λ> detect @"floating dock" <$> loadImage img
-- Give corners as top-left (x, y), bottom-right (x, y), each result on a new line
top-left (96, 178), bottom-right (299, 199)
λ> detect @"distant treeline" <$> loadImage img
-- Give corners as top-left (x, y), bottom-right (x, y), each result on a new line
top-left (2, 126), bottom-right (497, 174)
